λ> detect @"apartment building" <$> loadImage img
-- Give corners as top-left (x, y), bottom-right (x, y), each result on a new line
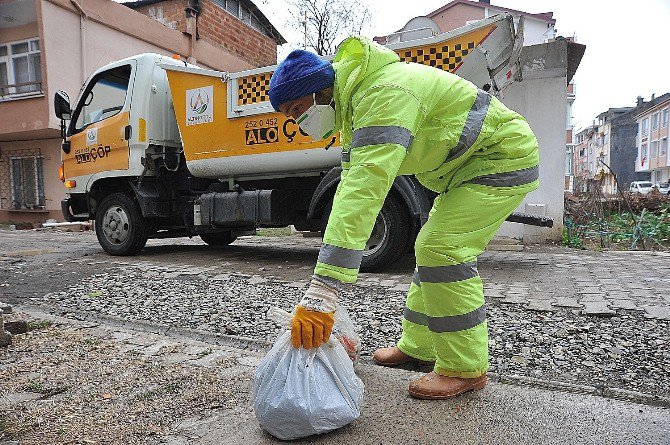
top-left (635, 95), bottom-right (670, 184)
top-left (594, 108), bottom-right (632, 194)
top-left (573, 125), bottom-right (597, 193)
top-left (0, 0), bottom-right (283, 224)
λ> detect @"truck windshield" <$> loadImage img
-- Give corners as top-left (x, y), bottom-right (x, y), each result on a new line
top-left (72, 65), bottom-right (131, 133)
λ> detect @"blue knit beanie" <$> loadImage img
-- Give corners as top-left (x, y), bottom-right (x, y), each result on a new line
top-left (269, 49), bottom-right (335, 111)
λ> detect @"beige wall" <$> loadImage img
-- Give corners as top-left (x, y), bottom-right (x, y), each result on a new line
top-left (430, 3), bottom-right (484, 33)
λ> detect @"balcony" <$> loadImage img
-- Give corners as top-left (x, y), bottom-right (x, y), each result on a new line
top-left (0, 80), bottom-right (43, 101)
top-left (636, 156), bottom-right (651, 172)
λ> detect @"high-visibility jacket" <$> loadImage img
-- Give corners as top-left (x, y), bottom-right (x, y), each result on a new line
top-left (314, 36), bottom-right (539, 284)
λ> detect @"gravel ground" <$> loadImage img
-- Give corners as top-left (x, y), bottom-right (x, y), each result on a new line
top-left (0, 322), bottom-right (251, 445)
top-left (35, 266), bottom-right (670, 399)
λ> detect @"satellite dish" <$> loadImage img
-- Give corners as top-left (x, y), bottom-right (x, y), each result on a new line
top-left (387, 16), bottom-right (440, 44)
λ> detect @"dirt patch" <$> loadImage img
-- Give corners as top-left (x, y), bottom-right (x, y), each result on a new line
top-left (0, 321), bottom-right (251, 445)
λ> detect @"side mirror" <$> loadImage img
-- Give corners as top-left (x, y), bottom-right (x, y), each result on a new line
top-left (54, 90), bottom-right (71, 120)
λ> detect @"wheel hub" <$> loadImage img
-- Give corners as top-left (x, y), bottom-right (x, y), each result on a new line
top-left (102, 205), bottom-right (130, 245)
top-left (365, 213), bottom-right (389, 256)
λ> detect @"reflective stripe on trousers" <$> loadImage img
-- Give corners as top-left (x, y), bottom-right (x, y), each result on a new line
top-left (405, 262), bottom-right (486, 333)
top-left (317, 243), bottom-right (364, 270)
top-left (468, 164), bottom-right (540, 188)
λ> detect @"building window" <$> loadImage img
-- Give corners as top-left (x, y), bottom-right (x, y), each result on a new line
top-left (652, 113), bottom-right (659, 131)
top-left (10, 156), bottom-right (45, 210)
top-left (661, 138), bottom-right (668, 157)
top-left (641, 143), bottom-right (648, 166)
top-left (642, 118), bottom-right (649, 136)
top-left (211, 0), bottom-right (273, 38)
top-left (663, 108), bottom-right (669, 128)
top-left (651, 140), bottom-right (659, 158)
top-left (0, 38), bottom-right (42, 98)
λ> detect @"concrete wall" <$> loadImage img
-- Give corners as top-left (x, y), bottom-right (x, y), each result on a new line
top-left (496, 40), bottom-right (569, 242)
top-left (512, 17), bottom-right (553, 45)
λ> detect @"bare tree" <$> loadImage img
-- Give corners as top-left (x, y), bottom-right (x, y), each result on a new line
top-left (289, 0), bottom-right (371, 55)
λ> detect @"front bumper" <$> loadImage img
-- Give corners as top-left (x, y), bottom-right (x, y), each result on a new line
top-left (61, 197), bottom-right (90, 222)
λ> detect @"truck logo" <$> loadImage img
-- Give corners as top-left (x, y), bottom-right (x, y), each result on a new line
top-left (86, 127), bottom-right (98, 146)
top-left (186, 86), bottom-right (213, 126)
top-left (246, 126), bottom-right (279, 145)
top-left (75, 145), bottom-right (111, 164)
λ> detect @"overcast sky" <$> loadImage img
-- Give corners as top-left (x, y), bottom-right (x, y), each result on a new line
top-left (254, 0), bottom-right (670, 130)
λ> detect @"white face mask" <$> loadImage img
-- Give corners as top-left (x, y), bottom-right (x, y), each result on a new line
top-left (296, 94), bottom-right (335, 141)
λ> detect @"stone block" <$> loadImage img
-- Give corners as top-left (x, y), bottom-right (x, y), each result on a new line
top-left (526, 300), bottom-right (557, 312)
top-left (642, 306), bottom-right (670, 320)
top-left (0, 316), bottom-right (10, 346)
top-left (3, 314), bottom-right (28, 335)
top-left (0, 302), bottom-right (13, 314)
top-left (500, 295), bottom-right (528, 305)
top-left (608, 299), bottom-right (640, 311)
top-left (581, 301), bottom-right (615, 317)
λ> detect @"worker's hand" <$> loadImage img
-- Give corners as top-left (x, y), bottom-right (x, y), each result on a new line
top-left (291, 278), bottom-right (338, 349)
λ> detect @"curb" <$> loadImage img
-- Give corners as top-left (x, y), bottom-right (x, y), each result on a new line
top-left (18, 303), bottom-right (670, 409)
top-left (19, 303), bottom-right (270, 352)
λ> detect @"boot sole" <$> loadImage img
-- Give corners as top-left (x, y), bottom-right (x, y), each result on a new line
top-left (408, 379), bottom-right (487, 400)
top-left (373, 357), bottom-right (435, 367)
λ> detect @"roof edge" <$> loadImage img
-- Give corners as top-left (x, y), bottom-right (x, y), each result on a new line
top-left (427, 0), bottom-right (556, 25)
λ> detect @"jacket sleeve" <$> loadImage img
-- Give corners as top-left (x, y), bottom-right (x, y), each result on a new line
top-left (314, 86), bottom-right (424, 283)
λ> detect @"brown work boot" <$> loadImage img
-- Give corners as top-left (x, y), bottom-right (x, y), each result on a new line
top-left (408, 372), bottom-right (487, 400)
top-left (372, 347), bottom-right (434, 367)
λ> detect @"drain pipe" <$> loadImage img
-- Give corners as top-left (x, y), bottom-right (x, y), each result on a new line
top-left (70, 0), bottom-right (88, 83)
top-left (184, 0), bottom-right (200, 64)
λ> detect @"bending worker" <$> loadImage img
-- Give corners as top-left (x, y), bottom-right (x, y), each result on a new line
top-left (268, 36), bottom-right (539, 400)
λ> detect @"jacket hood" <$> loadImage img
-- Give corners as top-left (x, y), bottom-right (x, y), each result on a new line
top-left (332, 36), bottom-right (400, 146)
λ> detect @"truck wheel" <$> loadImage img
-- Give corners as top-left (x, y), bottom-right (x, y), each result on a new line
top-left (361, 194), bottom-right (411, 272)
top-left (200, 232), bottom-right (237, 246)
top-left (95, 192), bottom-right (149, 256)
top-left (322, 193), bottom-right (411, 272)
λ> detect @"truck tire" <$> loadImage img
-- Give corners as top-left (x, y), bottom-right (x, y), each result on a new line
top-left (200, 231), bottom-right (237, 246)
top-left (95, 193), bottom-right (149, 256)
top-left (322, 193), bottom-right (411, 272)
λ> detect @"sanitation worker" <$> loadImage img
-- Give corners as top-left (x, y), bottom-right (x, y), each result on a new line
top-left (268, 36), bottom-right (539, 399)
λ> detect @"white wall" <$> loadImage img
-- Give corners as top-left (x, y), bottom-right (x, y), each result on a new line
top-left (495, 41), bottom-right (568, 242)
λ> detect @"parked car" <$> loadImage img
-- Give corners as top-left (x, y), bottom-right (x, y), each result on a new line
top-left (655, 182), bottom-right (670, 194)
top-left (629, 181), bottom-right (654, 195)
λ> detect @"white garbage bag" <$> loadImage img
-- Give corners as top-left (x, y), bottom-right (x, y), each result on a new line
top-left (252, 309), bottom-right (365, 440)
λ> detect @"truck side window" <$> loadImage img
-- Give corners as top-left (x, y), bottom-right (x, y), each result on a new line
top-left (71, 65), bottom-right (131, 134)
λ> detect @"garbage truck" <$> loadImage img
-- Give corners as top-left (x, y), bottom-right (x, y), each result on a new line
top-left (54, 14), bottom-right (552, 271)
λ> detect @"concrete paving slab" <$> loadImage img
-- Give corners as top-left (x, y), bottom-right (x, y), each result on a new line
top-left (643, 306), bottom-right (670, 320)
top-left (174, 365), bottom-right (670, 445)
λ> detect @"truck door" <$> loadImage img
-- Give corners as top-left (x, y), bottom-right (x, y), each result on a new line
top-left (64, 63), bottom-right (134, 181)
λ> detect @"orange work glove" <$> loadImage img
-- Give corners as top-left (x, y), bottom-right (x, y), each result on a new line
top-left (291, 277), bottom-right (338, 349)
top-left (291, 306), bottom-right (335, 349)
